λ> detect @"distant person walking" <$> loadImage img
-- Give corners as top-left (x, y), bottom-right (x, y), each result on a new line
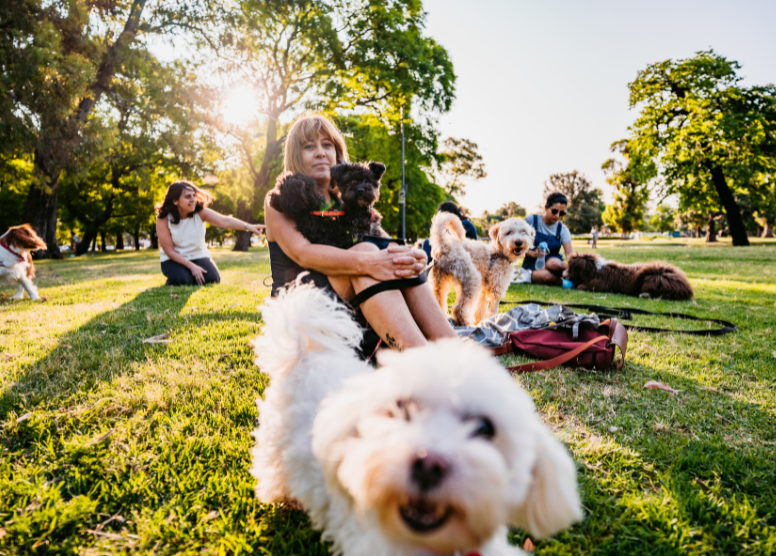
top-left (421, 201), bottom-right (477, 263)
top-left (522, 191), bottom-right (574, 286)
top-left (591, 225), bottom-right (599, 249)
top-left (156, 180), bottom-right (264, 286)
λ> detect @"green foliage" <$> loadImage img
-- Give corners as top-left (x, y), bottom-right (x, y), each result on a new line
top-left (338, 113), bottom-right (446, 238)
top-left (542, 171), bottom-right (604, 234)
top-left (648, 205), bottom-right (676, 233)
top-left (437, 137), bottom-right (487, 196)
top-left (473, 202), bottom-right (527, 235)
top-left (0, 158), bottom-right (33, 232)
top-left (627, 50), bottom-right (776, 246)
top-left (601, 140), bottom-right (650, 236)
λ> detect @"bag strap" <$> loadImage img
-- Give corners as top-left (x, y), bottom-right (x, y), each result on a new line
top-left (505, 333), bottom-right (610, 374)
top-left (500, 299), bottom-right (736, 336)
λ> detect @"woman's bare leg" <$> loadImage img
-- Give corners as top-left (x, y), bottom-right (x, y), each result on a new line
top-left (327, 243), bottom-right (429, 351)
top-left (402, 282), bottom-right (458, 340)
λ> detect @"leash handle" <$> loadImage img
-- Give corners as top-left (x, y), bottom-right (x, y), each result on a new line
top-left (506, 334), bottom-right (610, 374)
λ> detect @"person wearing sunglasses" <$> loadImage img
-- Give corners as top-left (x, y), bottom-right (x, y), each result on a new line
top-left (521, 191), bottom-right (574, 286)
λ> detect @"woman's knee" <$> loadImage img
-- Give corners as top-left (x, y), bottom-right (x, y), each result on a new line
top-left (349, 242), bottom-right (380, 253)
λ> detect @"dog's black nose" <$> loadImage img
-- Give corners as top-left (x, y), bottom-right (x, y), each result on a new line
top-left (410, 452), bottom-right (448, 491)
top-left (356, 186), bottom-right (365, 196)
top-left (515, 240), bottom-right (523, 247)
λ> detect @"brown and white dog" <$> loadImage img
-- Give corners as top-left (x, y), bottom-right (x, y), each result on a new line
top-left (429, 213), bottom-right (535, 325)
top-left (0, 224), bottom-right (47, 300)
top-left (564, 252), bottom-right (694, 300)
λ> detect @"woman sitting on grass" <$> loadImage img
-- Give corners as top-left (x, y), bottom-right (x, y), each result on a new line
top-left (156, 181), bottom-right (264, 286)
top-left (264, 114), bottom-right (457, 353)
top-left (522, 191), bottom-right (575, 286)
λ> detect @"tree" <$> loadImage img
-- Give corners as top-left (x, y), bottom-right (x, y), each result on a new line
top-left (3, 0), bottom-right (216, 257)
top-left (196, 0), bottom-right (456, 250)
top-left (601, 140), bottom-right (649, 238)
top-left (627, 50), bottom-right (776, 247)
top-left (437, 137), bottom-right (486, 196)
top-left (541, 171), bottom-right (603, 234)
top-left (473, 202), bottom-right (526, 235)
top-left (751, 175), bottom-right (775, 238)
top-left (339, 113), bottom-right (446, 239)
top-left (649, 205), bottom-right (676, 233)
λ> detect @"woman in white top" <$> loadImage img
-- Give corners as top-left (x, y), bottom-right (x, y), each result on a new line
top-left (156, 181), bottom-right (264, 286)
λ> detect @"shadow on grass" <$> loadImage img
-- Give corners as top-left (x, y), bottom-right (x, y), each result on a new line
top-left (0, 284), bottom-right (261, 423)
top-left (540, 360), bottom-right (776, 555)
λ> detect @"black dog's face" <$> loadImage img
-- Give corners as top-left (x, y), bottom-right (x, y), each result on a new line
top-left (331, 162), bottom-right (386, 208)
top-left (565, 253), bottom-right (599, 284)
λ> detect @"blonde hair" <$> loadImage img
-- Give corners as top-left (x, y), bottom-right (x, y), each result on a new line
top-left (284, 114), bottom-right (349, 174)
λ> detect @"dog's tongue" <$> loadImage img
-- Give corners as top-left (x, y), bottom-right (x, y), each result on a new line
top-left (400, 498), bottom-right (451, 533)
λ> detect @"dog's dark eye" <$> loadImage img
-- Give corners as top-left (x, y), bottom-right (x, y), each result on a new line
top-left (471, 417), bottom-right (495, 440)
top-left (387, 399), bottom-right (414, 421)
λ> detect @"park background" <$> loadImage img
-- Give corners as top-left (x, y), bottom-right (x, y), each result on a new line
top-left (1, 0), bottom-right (775, 555)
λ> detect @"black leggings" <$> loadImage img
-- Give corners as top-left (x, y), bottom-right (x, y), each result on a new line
top-left (161, 258), bottom-right (221, 286)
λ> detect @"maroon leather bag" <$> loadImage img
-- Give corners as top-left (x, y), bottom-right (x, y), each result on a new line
top-left (494, 318), bottom-right (628, 373)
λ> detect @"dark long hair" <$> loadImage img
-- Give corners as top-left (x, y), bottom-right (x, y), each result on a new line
top-left (545, 191), bottom-right (569, 208)
top-left (437, 201), bottom-right (464, 219)
top-left (156, 181), bottom-right (213, 224)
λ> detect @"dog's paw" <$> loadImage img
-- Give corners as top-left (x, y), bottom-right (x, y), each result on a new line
top-left (638, 292), bottom-right (651, 299)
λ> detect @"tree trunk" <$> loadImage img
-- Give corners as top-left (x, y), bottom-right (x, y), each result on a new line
top-left (116, 231), bottom-right (124, 250)
top-left (234, 114), bottom-right (285, 252)
top-left (20, 0), bottom-right (147, 259)
top-left (705, 215), bottom-right (718, 243)
top-left (133, 225), bottom-right (140, 251)
top-left (100, 230), bottom-right (107, 251)
top-left (763, 222), bottom-right (774, 238)
top-left (150, 227), bottom-right (158, 249)
top-left (76, 230), bottom-right (97, 256)
top-left (90, 235), bottom-right (97, 252)
top-left (23, 151), bottom-right (63, 259)
top-left (707, 164), bottom-right (749, 246)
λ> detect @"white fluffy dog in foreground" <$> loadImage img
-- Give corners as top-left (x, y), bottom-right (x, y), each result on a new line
top-left (250, 283), bottom-right (582, 556)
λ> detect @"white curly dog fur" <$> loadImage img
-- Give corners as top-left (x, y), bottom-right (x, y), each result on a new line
top-left (250, 283), bottom-right (582, 556)
top-left (429, 213), bottom-right (535, 325)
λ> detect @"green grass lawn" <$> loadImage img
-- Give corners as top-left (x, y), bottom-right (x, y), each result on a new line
top-left (1, 244), bottom-right (774, 555)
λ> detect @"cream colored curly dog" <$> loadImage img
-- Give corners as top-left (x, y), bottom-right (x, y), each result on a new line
top-left (429, 213), bottom-right (535, 325)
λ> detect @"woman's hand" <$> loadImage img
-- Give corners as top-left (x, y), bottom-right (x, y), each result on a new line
top-left (189, 263), bottom-right (208, 285)
top-left (363, 245), bottom-right (427, 281)
top-left (246, 224), bottom-right (265, 235)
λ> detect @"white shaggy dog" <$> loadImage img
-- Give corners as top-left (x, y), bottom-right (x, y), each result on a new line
top-left (0, 224), bottom-right (46, 301)
top-left (429, 213), bottom-right (535, 325)
top-left (251, 283), bottom-right (582, 556)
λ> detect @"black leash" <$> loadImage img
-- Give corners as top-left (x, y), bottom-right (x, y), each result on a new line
top-left (499, 299), bottom-right (737, 336)
top-left (349, 274), bottom-right (428, 310)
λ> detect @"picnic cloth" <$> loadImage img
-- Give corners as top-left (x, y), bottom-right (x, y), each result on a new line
top-left (454, 304), bottom-right (600, 348)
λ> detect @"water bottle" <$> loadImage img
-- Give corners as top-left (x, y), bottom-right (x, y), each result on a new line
top-left (534, 241), bottom-right (548, 270)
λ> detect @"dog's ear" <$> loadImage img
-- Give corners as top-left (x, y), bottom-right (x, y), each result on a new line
top-left (368, 161), bottom-right (386, 181)
top-left (488, 222), bottom-right (502, 243)
top-left (508, 430), bottom-right (583, 539)
top-left (330, 164), bottom-right (348, 188)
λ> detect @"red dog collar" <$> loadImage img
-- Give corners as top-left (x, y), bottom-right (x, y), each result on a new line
top-left (311, 210), bottom-right (345, 217)
top-left (0, 236), bottom-right (23, 262)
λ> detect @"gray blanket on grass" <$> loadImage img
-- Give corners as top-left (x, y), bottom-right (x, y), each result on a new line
top-left (454, 304), bottom-right (600, 348)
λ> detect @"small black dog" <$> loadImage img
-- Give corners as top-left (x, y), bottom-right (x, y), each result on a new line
top-left (269, 161), bottom-right (386, 249)
top-left (331, 161), bottom-right (385, 243)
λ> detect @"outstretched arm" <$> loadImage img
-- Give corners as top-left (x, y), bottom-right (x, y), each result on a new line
top-left (199, 208), bottom-right (264, 235)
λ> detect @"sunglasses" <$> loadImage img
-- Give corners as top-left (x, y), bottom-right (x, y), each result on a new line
top-left (550, 208), bottom-right (567, 217)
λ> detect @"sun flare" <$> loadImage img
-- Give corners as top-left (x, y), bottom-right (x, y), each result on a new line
top-left (221, 85), bottom-right (260, 126)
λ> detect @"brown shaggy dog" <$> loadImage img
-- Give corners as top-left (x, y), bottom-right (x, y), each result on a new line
top-left (0, 224), bottom-right (47, 300)
top-left (429, 213), bottom-right (535, 325)
top-left (565, 252), bottom-right (694, 300)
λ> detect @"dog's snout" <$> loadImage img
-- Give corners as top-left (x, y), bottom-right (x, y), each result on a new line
top-left (515, 240), bottom-right (523, 247)
top-left (411, 453), bottom-right (448, 491)
top-left (356, 186), bottom-right (365, 196)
